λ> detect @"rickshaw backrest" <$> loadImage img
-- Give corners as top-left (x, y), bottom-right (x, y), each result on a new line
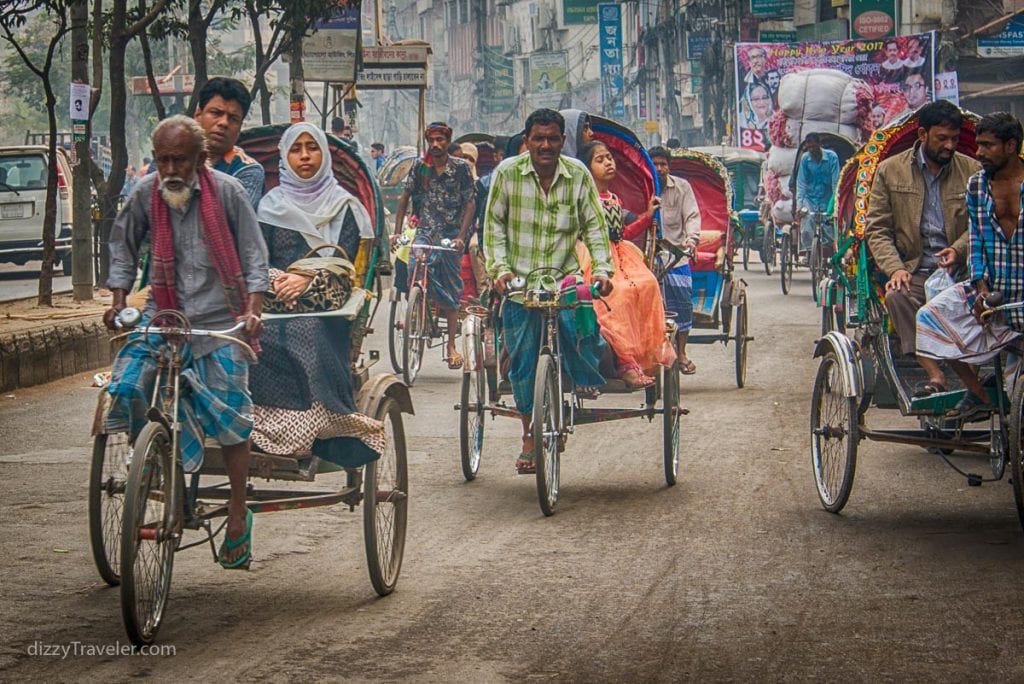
top-left (668, 149), bottom-right (733, 273)
top-left (590, 116), bottom-right (659, 219)
top-left (237, 124), bottom-right (386, 289)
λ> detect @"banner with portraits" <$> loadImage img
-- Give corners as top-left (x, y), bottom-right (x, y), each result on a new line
top-left (734, 31), bottom-right (936, 151)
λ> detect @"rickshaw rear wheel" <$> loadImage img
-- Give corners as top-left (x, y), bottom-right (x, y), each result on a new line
top-left (780, 233), bottom-right (794, 295)
top-left (1007, 380), bottom-right (1024, 531)
top-left (762, 224), bottom-right (776, 276)
top-left (364, 397), bottom-right (409, 596)
top-left (460, 364), bottom-right (486, 481)
top-left (402, 286), bottom-right (426, 386)
top-left (663, 360), bottom-right (681, 486)
top-left (810, 237), bottom-right (822, 304)
top-left (120, 421), bottom-right (179, 646)
top-left (734, 297), bottom-right (748, 389)
top-left (89, 428), bottom-right (131, 586)
top-left (533, 354), bottom-right (560, 516)
top-left (387, 296), bottom-right (407, 374)
top-left (810, 351), bottom-right (859, 513)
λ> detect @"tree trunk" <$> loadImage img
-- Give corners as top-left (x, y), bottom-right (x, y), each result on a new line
top-left (139, 0), bottom-right (166, 120)
top-left (71, 0), bottom-right (94, 301)
top-left (37, 80), bottom-right (60, 307)
top-left (186, 0), bottom-right (209, 114)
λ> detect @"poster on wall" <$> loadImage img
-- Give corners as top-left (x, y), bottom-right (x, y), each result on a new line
top-left (529, 52), bottom-right (568, 109)
top-left (734, 31), bottom-right (935, 151)
top-left (302, 5), bottom-right (360, 82)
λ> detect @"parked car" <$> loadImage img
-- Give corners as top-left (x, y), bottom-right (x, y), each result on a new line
top-left (0, 145), bottom-right (74, 274)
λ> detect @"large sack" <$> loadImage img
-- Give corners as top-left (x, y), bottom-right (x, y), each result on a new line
top-left (785, 118), bottom-right (862, 145)
top-left (772, 198), bottom-right (794, 225)
top-left (777, 69), bottom-right (867, 125)
top-left (767, 146), bottom-right (798, 176)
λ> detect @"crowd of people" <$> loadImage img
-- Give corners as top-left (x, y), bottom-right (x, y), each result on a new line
top-left (98, 69), bottom-right (1024, 568)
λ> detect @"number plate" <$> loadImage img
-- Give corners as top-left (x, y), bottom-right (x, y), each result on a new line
top-left (0, 203), bottom-right (30, 219)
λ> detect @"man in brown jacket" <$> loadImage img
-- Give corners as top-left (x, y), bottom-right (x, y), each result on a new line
top-left (865, 100), bottom-right (981, 394)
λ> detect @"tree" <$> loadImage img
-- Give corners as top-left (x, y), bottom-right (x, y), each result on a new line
top-left (0, 1), bottom-right (74, 306)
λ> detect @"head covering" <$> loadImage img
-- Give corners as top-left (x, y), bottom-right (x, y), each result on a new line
top-left (505, 132), bottom-right (526, 158)
top-left (458, 142), bottom-right (479, 179)
top-left (424, 121), bottom-right (453, 140)
top-left (257, 122), bottom-right (373, 251)
top-left (559, 109), bottom-right (590, 158)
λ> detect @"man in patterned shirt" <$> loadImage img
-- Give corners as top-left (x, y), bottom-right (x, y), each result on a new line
top-left (917, 112), bottom-right (1024, 417)
top-left (194, 77), bottom-right (265, 209)
top-left (484, 108), bottom-right (614, 472)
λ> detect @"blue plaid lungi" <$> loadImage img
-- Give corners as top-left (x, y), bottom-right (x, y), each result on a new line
top-left (414, 234), bottom-right (462, 310)
top-left (501, 299), bottom-right (606, 415)
top-left (105, 339), bottom-right (253, 473)
top-left (662, 262), bottom-right (694, 333)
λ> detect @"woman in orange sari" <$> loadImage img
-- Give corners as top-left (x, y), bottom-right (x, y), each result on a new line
top-left (577, 140), bottom-right (676, 387)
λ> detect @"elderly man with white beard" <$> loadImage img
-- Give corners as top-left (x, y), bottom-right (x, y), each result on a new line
top-left (103, 115), bottom-right (269, 570)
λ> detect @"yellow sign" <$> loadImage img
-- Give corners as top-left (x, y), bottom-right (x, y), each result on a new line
top-left (644, 120), bottom-right (660, 133)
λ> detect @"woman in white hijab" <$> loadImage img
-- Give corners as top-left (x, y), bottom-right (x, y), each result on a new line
top-left (250, 122), bottom-right (385, 468)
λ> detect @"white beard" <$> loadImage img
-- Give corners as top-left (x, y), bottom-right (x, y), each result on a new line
top-left (159, 177), bottom-right (194, 211)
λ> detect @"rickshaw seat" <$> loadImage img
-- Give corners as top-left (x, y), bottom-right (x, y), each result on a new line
top-left (692, 230), bottom-right (725, 272)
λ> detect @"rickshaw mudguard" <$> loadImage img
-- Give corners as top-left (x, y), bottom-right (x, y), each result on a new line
top-left (813, 331), bottom-right (862, 399)
top-left (357, 373), bottom-right (415, 417)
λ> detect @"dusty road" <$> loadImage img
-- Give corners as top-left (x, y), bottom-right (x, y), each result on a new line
top-left (2, 268), bottom-right (1024, 682)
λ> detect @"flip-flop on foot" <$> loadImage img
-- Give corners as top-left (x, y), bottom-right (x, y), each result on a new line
top-left (218, 508), bottom-right (253, 570)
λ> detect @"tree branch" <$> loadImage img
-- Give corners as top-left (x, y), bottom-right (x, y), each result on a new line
top-left (125, 0), bottom-right (169, 38)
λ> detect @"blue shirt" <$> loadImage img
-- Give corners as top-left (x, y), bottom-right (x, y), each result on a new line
top-left (796, 148), bottom-right (840, 213)
top-left (917, 145), bottom-right (951, 273)
top-left (967, 169), bottom-right (1024, 330)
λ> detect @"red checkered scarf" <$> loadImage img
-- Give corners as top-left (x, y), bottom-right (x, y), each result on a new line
top-left (149, 166), bottom-right (248, 318)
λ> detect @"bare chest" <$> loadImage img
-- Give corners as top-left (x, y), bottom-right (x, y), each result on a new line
top-left (991, 176), bottom-right (1024, 239)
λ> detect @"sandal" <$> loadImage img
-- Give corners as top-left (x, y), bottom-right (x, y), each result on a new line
top-left (680, 359), bottom-right (697, 375)
top-left (446, 351), bottom-right (464, 370)
top-left (218, 508), bottom-right (253, 570)
top-left (913, 380), bottom-right (947, 398)
top-left (515, 453), bottom-right (535, 475)
top-left (945, 392), bottom-right (993, 419)
top-left (621, 366), bottom-right (655, 389)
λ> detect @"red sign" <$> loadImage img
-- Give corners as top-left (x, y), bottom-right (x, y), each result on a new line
top-left (853, 11), bottom-right (895, 39)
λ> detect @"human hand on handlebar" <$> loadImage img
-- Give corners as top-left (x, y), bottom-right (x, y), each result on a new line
top-left (593, 274), bottom-right (613, 297)
top-left (495, 272), bottom-right (516, 294)
top-left (103, 289), bottom-right (128, 330)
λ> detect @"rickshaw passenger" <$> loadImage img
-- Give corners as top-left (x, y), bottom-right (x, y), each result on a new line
top-left (577, 140), bottom-right (676, 388)
top-left (916, 112), bottom-right (1024, 417)
top-left (559, 109), bottom-right (594, 158)
top-left (864, 100), bottom-right (981, 397)
top-left (485, 108), bottom-right (613, 474)
top-left (390, 122), bottom-right (476, 369)
top-left (795, 133), bottom-right (839, 250)
top-left (193, 77), bottom-right (265, 210)
top-left (103, 116), bottom-right (268, 570)
top-left (649, 146), bottom-right (702, 375)
top-left (251, 122), bottom-right (386, 468)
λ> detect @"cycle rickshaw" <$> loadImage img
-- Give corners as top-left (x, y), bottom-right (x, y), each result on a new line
top-left (691, 146), bottom-right (767, 272)
top-left (88, 125), bottom-right (412, 645)
top-left (666, 148), bottom-right (752, 388)
top-left (777, 132), bottom-right (858, 297)
top-left (455, 116), bottom-right (685, 514)
top-left (809, 107), bottom-right (1024, 530)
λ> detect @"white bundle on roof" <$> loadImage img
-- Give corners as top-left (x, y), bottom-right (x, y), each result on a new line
top-left (785, 119), bottom-right (862, 145)
top-left (777, 69), bottom-right (864, 125)
top-left (767, 146), bottom-right (798, 176)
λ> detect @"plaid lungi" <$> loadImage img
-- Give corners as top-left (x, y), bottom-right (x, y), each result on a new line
top-left (662, 263), bottom-right (694, 333)
top-left (414, 234), bottom-right (462, 310)
top-left (105, 339), bottom-right (253, 472)
top-left (916, 282), bottom-right (1022, 364)
top-left (501, 299), bottom-right (606, 415)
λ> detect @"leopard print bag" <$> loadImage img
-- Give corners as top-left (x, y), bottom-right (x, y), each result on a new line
top-left (265, 244), bottom-right (356, 314)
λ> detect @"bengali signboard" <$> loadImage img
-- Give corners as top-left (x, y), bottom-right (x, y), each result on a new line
top-left (750, 0), bottom-right (794, 19)
top-left (303, 5), bottom-right (360, 82)
top-left (563, 0), bottom-right (598, 25)
top-left (734, 31), bottom-right (936, 151)
top-left (759, 30), bottom-right (796, 42)
top-left (977, 15), bottom-right (1024, 57)
top-left (362, 45), bottom-right (429, 65)
top-left (598, 3), bottom-right (625, 119)
top-left (851, 0), bottom-right (897, 39)
top-left (529, 51), bottom-right (568, 109)
top-left (356, 67), bottom-right (427, 89)
top-left (483, 47), bottom-right (515, 113)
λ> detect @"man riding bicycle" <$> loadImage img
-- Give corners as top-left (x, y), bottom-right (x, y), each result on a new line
top-left (483, 108), bottom-right (613, 474)
top-left (796, 132), bottom-right (840, 253)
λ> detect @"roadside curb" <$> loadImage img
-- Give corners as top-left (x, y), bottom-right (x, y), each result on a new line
top-left (0, 317), bottom-right (110, 392)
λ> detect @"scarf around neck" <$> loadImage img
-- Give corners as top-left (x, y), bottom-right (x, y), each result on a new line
top-left (149, 166), bottom-right (248, 318)
top-left (257, 122), bottom-right (373, 254)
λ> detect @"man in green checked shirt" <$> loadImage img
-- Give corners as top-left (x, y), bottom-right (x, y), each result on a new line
top-left (484, 108), bottom-right (615, 474)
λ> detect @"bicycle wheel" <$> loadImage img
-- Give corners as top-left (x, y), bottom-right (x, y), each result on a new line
top-left (762, 226), bottom-right (776, 276)
top-left (402, 286), bottom-right (426, 386)
top-left (662, 360), bottom-right (681, 486)
top-left (810, 237), bottom-right (822, 304)
top-left (1008, 379), bottom-right (1024, 531)
top-left (459, 363), bottom-right (486, 481)
top-left (89, 428), bottom-right (131, 586)
top-left (734, 296), bottom-right (748, 389)
top-left (532, 354), bottom-right (561, 516)
top-left (742, 243), bottom-right (750, 271)
top-left (364, 397), bottom-right (409, 596)
top-left (387, 296), bottom-right (406, 374)
top-left (780, 232), bottom-right (794, 295)
top-left (810, 351), bottom-right (859, 513)
top-left (120, 421), bottom-right (179, 646)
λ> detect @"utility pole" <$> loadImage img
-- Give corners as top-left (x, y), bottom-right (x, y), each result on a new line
top-left (70, 0), bottom-right (94, 301)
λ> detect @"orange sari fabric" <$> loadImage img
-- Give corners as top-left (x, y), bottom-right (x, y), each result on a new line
top-left (577, 194), bottom-right (676, 375)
